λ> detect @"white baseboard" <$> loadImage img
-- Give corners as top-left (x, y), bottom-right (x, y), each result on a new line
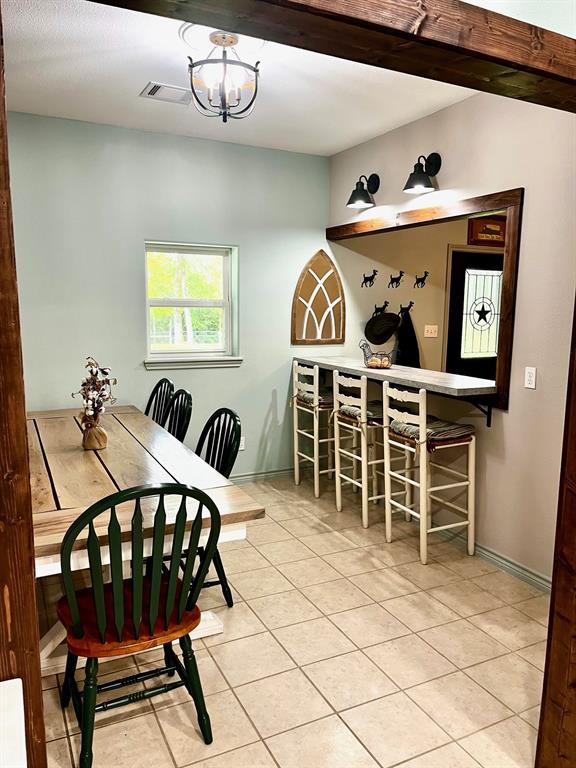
top-left (230, 468), bottom-right (552, 594)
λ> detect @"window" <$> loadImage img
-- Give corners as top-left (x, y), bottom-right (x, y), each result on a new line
top-left (145, 242), bottom-right (240, 369)
top-left (460, 268), bottom-right (503, 359)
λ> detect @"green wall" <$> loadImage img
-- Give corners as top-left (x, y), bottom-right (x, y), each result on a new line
top-left (8, 112), bottom-right (330, 475)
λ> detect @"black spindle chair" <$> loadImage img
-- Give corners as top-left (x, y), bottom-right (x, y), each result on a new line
top-left (144, 378), bottom-right (174, 425)
top-left (58, 483), bottom-right (221, 768)
top-left (195, 408), bottom-right (242, 607)
top-left (163, 389), bottom-right (193, 443)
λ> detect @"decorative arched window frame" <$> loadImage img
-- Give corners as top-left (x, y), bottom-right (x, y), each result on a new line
top-left (291, 250), bottom-right (346, 345)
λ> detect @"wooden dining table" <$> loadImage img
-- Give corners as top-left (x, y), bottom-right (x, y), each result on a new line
top-left (28, 405), bottom-right (264, 676)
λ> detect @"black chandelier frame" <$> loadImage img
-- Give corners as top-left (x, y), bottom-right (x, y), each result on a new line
top-left (188, 51), bottom-right (260, 123)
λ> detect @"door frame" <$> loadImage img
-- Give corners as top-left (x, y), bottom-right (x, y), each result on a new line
top-left (2, 2), bottom-right (575, 766)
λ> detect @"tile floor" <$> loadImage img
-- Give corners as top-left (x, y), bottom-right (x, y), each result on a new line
top-left (43, 474), bottom-right (548, 768)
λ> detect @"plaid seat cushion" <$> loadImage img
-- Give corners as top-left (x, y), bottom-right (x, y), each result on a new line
top-left (297, 389), bottom-right (333, 406)
top-left (390, 417), bottom-right (475, 442)
top-left (338, 400), bottom-right (383, 421)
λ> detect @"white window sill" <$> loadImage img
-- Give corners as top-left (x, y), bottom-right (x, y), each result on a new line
top-left (144, 356), bottom-right (243, 371)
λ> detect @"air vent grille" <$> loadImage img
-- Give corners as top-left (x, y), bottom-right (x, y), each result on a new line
top-left (139, 82), bottom-right (192, 106)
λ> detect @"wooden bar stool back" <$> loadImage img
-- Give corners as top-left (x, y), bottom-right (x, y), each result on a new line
top-left (57, 483), bottom-right (221, 768)
top-left (144, 377), bottom-right (174, 425)
top-left (383, 382), bottom-right (476, 564)
top-left (332, 370), bottom-right (389, 528)
top-left (292, 362), bottom-right (334, 497)
top-left (195, 408), bottom-right (242, 607)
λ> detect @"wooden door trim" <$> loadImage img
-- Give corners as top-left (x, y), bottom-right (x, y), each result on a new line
top-left (95, 0), bottom-right (576, 112)
top-left (0, 7), bottom-right (46, 766)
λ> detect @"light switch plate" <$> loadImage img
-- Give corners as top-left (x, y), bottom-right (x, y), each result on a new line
top-left (424, 325), bottom-right (438, 338)
top-left (524, 366), bottom-right (537, 389)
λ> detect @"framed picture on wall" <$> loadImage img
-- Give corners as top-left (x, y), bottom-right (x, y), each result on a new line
top-left (467, 214), bottom-right (507, 247)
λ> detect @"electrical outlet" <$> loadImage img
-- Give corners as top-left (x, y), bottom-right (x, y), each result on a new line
top-left (424, 325), bottom-right (438, 338)
top-left (239, 436), bottom-right (245, 450)
top-left (524, 366), bottom-right (537, 389)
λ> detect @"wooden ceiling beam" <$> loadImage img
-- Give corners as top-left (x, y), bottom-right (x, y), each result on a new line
top-left (92, 0), bottom-right (576, 112)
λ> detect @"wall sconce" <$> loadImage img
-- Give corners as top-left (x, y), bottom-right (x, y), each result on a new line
top-left (346, 173), bottom-right (380, 209)
top-left (403, 153), bottom-right (442, 194)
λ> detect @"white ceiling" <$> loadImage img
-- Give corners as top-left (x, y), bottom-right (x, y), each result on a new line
top-left (3, 0), bottom-right (475, 156)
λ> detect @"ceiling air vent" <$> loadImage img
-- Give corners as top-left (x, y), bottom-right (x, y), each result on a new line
top-left (139, 82), bottom-right (192, 106)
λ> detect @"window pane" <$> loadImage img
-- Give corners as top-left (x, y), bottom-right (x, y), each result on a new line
top-left (460, 268), bottom-right (503, 359)
top-left (147, 250), bottom-right (224, 300)
top-left (149, 306), bottom-right (226, 353)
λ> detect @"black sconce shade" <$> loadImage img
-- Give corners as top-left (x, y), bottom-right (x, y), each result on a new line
top-left (347, 173), bottom-right (380, 209)
top-left (403, 152), bottom-right (442, 194)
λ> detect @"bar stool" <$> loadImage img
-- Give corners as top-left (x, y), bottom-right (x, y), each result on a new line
top-left (333, 370), bottom-right (402, 528)
top-left (382, 382), bottom-right (476, 564)
top-left (292, 362), bottom-right (334, 498)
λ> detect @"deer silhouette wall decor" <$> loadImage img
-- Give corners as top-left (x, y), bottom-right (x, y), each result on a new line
top-left (388, 271), bottom-right (405, 288)
top-left (361, 269), bottom-right (378, 288)
top-left (372, 301), bottom-right (389, 316)
top-left (414, 270), bottom-right (430, 288)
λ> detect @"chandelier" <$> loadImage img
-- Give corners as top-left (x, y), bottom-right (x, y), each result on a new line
top-left (188, 31), bottom-right (260, 123)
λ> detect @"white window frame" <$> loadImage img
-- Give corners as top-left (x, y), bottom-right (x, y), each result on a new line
top-left (144, 241), bottom-right (241, 370)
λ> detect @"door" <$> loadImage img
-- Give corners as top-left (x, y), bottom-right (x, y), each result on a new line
top-left (445, 249), bottom-right (504, 380)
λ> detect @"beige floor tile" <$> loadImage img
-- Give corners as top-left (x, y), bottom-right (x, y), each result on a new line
top-left (217, 538), bottom-right (252, 552)
top-left (316, 510), bottom-right (366, 530)
top-left (278, 557), bottom-right (342, 588)
top-left (322, 547), bottom-right (386, 577)
top-left (140, 649), bottom-right (228, 710)
top-left (265, 502), bottom-right (315, 521)
top-left (247, 521), bottom-right (294, 545)
top-left (303, 650), bottom-right (397, 710)
top-left (299, 531), bottom-right (358, 555)
top-left (382, 592), bottom-right (460, 631)
top-left (43, 688), bottom-right (67, 742)
top-left (419, 619), bottom-right (509, 668)
top-left (516, 640), bottom-right (547, 671)
top-left (190, 741), bottom-right (277, 768)
top-left (472, 572), bottom-right (543, 604)
top-left (335, 603), bottom-right (411, 648)
top-left (459, 716), bottom-right (537, 768)
top-left (219, 547), bottom-right (270, 574)
top-left (436, 553), bottom-right (499, 579)
top-left (266, 714), bottom-right (379, 768)
top-left (248, 589), bottom-right (322, 629)
top-left (203, 602), bottom-right (267, 647)
top-left (468, 606), bottom-right (548, 651)
top-left (156, 689), bottom-right (259, 765)
top-left (235, 668), bottom-right (332, 737)
top-left (198, 585), bottom-right (242, 611)
top-left (350, 569), bottom-right (420, 601)
top-left (408, 671), bottom-right (512, 739)
top-left (46, 738), bottom-right (72, 768)
top-left (340, 526), bottom-right (388, 547)
top-left (514, 595), bottom-right (550, 626)
top-left (342, 692), bottom-right (450, 767)
top-left (365, 635), bottom-right (456, 689)
top-left (427, 580), bottom-right (505, 618)
top-left (255, 538), bottom-right (315, 564)
top-left (42, 674), bottom-right (59, 692)
top-left (71, 712), bottom-right (174, 768)
top-left (466, 653), bottom-right (543, 711)
top-left (209, 632), bottom-right (295, 686)
top-left (397, 742), bottom-right (481, 767)
top-left (366, 540), bottom-right (420, 567)
top-left (519, 705), bottom-right (540, 730)
top-left (273, 617), bottom-right (355, 665)
top-left (393, 562), bottom-right (460, 590)
top-left (64, 667), bottom-right (153, 736)
top-left (229, 566), bottom-right (293, 600)
top-left (301, 578), bottom-right (373, 614)
top-left (280, 516), bottom-right (333, 537)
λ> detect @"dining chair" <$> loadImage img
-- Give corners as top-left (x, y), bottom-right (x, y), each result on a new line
top-left (164, 389), bottom-right (193, 442)
top-left (144, 377), bottom-right (174, 425)
top-left (194, 408), bottom-right (242, 607)
top-left (57, 483), bottom-right (221, 768)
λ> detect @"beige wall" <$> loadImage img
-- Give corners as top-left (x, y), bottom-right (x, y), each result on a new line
top-left (337, 219), bottom-right (469, 370)
top-left (329, 93), bottom-right (576, 578)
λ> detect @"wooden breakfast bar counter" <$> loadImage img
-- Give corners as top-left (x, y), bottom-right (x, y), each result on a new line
top-left (294, 355), bottom-right (497, 399)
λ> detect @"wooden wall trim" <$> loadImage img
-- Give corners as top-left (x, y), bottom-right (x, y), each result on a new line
top-left (93, 0), bottom-right (576, 112)
top-left (0, 6), bottom-right (47, 766)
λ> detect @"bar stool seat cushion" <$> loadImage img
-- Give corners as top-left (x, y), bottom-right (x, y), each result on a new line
top-left (390, 416), bottom-right (475, 447)
top-left (338, 400), bottom-right (383, 425)
top-left (297, 390), bottom-right (333, 408)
